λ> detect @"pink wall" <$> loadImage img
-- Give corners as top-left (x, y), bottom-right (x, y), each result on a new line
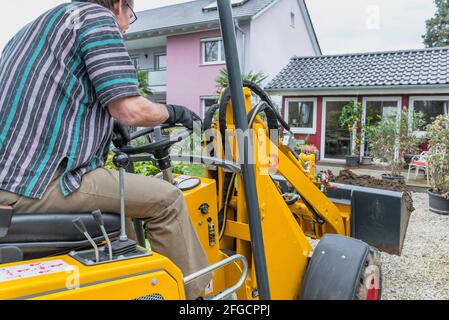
top-left (166, 30), bottom-right (225, 115)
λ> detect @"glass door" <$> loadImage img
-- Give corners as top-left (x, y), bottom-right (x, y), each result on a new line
top-left (323, 98), bottom-right (356, 160)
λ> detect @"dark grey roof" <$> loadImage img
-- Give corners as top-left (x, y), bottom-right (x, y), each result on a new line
top-left (127, 0), bottom-right (276, 35)
top-left (266, 47), bottom-right (449, 91)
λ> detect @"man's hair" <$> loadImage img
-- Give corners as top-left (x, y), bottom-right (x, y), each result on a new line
top-left (85, 0), bottom-right (134, 11)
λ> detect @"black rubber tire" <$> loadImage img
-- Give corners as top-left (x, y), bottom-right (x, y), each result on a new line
top-left (300, 234), bottom-right (382, 300)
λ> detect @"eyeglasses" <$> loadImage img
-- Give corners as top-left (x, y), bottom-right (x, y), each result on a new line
top-left (126, 3), bottom-right (138, 25)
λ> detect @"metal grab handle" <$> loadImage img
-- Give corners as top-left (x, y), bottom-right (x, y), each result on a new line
top-left (183, 254), bottom-right (248, 300)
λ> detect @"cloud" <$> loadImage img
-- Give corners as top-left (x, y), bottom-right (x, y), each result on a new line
top-left (0, 0), bottom-right (438, 55)
top-left (0, 0), bottom-right (188, 51)
top-left (306, 0), bottom-right (436, 54)
top-left (0, 0), bottom-right (63, 51)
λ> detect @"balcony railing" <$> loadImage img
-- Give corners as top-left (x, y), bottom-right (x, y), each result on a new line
top-left (141, 68), bottom-right (167, 87)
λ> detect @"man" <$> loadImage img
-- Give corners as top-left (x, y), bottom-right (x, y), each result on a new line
top-left (0, 0), bottom-right (211, 299)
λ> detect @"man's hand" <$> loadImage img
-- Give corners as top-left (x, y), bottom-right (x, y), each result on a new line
top-left (165, 104), bottom-right (202, 130)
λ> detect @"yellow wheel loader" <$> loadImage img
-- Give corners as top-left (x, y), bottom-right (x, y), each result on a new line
top-left (0, 0), bottom-right (402, 300)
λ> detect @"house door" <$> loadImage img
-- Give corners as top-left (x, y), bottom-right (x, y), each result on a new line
top-left (321, 98), bottom-right (357, 160)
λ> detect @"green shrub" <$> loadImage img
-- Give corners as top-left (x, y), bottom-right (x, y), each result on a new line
top-left (426, 115), bottom-right (449, 199)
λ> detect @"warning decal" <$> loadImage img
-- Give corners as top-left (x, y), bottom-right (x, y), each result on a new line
top-left (0, 259), bottom-right (74, 283)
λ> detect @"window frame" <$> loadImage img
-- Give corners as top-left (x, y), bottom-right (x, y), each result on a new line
top-left (154, 53), bottom-right (167, 71)
top-left (201, 37), bottom-right (226, 65)
top-left (284, 97), bottom-right (317, 134)
top-left (130, 55), bottom-right (141, 70)
top-left (362, 96), bottom-right (402, 123)
top-left (201, 96), bottom-right (219, 118)
top-left (360, 96), bottom-right (402, 158)
top-left (320, 97), bottom-right (357, 162)
top-left (408, 96), bottom-right (449, 134)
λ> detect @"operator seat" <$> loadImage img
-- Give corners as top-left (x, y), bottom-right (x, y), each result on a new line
top-left (0, 207), bottom-right (121, 261)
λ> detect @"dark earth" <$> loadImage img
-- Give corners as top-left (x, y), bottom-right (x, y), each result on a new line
top-left (331, 169), bottom-right (415, 213)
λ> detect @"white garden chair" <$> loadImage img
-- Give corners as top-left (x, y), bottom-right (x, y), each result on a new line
top-left (406, 151), bottom-right (430, 185)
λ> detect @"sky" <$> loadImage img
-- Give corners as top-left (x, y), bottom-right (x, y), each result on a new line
top-left (0, 0), bottom-right (438, 54)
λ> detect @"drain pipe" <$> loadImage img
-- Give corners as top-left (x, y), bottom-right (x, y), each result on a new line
top-left (234, 20), bottom-right (246, 72)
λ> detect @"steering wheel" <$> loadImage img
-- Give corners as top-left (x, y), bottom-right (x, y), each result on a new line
top-left (112, 122), bottom-right (192, 156)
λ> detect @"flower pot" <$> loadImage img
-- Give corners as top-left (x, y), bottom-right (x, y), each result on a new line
top-left (381, 174), bottom-right (405, 183)
top-left (345, 155), bottom-right (359, 167)
top-left (428, 189), bottom-right (449, 215)
top-left (360, 156), bottom-right (373, 166)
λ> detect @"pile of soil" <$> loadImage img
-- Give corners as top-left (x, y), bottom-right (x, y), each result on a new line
top-left (331, 170), bottom-right (415, 213)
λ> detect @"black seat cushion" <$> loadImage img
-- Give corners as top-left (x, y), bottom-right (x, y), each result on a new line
top-left (0, 212), bottom-right (121, 243)
top-left (0, 213), bottom-right (121, 260)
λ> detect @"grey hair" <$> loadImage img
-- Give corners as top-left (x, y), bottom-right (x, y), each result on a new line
top-left (85, 0), bottom-right (134, 11)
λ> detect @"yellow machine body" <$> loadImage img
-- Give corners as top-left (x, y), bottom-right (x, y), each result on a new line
top-left (0, 88), bottom-right (353, 300)
top-left (0, 252), bottom-right (184, 300)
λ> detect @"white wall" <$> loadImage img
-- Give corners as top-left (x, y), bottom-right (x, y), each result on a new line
top-left (248, 0), bottom-right (318, 85)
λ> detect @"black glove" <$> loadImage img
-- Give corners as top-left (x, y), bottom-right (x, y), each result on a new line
top-left (164, 104), bottom-right (202, 130)
top-left (112, 120), bottom-right (130, 148)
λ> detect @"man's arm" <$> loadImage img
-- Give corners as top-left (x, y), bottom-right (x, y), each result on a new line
top-left (108, 96), bottom-right (201, 130)
top-left (108, 96), bottom-right (169, 127)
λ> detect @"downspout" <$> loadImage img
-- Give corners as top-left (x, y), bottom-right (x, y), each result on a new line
top-left (234, 19), bottom-right (246, 72)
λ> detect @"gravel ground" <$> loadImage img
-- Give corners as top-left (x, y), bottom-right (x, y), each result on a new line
top-left (307, 192), bottom-right (449, 299)
top-left (381, 192), bottom-right (449, 300)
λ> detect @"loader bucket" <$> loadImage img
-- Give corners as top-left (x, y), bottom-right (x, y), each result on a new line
top-left (327, 183), bottom-right (411, 256)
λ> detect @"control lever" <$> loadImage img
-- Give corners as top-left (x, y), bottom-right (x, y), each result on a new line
top-left (92, 210), bottom-right (113, 261)
top-left (72, 218), bottom-right (100, 263)
top-left (111, 153), bottom-right (137, 256)
top-left (153, 126), bottom-right (174, 184)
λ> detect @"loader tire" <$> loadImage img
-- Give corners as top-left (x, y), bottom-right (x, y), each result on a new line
top-left (356, 247), bottom-right (382, 300)
top-left (300, 234), bottom-right (382, 300)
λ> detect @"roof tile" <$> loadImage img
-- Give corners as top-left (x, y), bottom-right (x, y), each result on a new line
top-left (267, 47), bottom-right (449, 90)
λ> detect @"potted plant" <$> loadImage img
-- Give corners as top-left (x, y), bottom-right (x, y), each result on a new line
top-left (426, 115), bottom-right (449, 215)
top-left (366, 108), bottom-right (423, 182)
top-left (339, 102), bottom-right (362, 167)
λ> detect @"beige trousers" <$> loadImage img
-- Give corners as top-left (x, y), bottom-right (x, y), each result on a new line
top-left (0, 168), bottom-right (212, 300)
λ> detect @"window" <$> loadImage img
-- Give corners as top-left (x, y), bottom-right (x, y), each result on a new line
top-left (290, 12), bottom-right (295, 28)
top-left (285, 98), bottom-right (317, 134)
top-left (365, 99), bottom-right (401, 126)
top-left (202, 97), bottom-right (219, 118)
top-left (201, 38), bottom-right (225, 64)
top-left (361, 97), bottom-right (401, 158)
top-left (154, 53), bottom-right (167, 71)
top-left (130, 56), bottom-right (140, 69)
top-left (322, 98), bottom-right (356, 160)
top-left (409, 97), bottom-right (449, 133)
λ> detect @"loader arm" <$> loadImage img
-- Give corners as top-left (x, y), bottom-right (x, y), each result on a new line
top-left (217, 93), bottom-right (346, 236)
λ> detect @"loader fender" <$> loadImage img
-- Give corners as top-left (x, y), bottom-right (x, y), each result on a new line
top-left (301, 234), bottom-right (381, 300)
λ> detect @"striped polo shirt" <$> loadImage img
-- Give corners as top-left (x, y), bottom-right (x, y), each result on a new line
top-left (0, 2), bottom-right (139, 199)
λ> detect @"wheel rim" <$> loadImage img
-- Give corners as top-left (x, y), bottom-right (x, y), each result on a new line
top-left (366, 276), bottom-right (380, 300)
top-left (364, 265), bottom-right (381, 300)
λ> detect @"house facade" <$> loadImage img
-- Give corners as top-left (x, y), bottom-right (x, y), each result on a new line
top-left (266, 47), bottom-right (449, 162)
top-left (124, 0), bottom-right (321, 117)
